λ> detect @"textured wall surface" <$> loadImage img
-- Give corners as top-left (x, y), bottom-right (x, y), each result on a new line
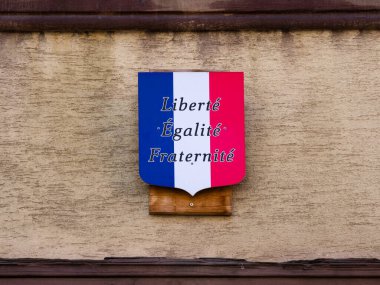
top-left (0, 31), bottom-right (379, 261)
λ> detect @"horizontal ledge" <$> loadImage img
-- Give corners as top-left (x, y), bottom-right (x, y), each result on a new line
top-left (0, 258), bottom-right (379, 277)
top-left (1, 0), bottom-right (380, 13)
top-left (1, 13), bottom-right (380, 31)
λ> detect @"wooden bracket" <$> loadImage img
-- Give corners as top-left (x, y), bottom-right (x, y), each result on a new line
top-left (149, 186), bottom-right (232, 216)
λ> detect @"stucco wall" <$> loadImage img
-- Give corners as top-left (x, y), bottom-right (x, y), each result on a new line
top-left (0, 31), bottom-right (379, 261)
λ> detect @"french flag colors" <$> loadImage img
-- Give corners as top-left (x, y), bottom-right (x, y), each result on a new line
top-left (138, 72), bottom-right (245, 195)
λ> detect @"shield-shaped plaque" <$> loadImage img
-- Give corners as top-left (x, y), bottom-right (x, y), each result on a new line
top-left (138, 72), bottom-right (245, 195)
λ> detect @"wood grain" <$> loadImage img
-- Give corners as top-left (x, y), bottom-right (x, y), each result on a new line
top-left (149, 186), bottom-right (232, 216)
top-left (1, 0), bottom-right (379, 12)
top-left (0, 13), bottom-right (380, 32)
top-left (0, 31), bottom-right (379, 261)
top-left (1, 1), bottom-right (380, 31)
top-left (0, 258), bottom-right (379, 284)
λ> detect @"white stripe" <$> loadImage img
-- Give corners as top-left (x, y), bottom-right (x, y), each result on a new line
top-left (173, 72), bottom-right (211, 195)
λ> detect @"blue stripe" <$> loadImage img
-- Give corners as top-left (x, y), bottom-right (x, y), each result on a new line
top-left (138, 72), bottom-right (174, 187)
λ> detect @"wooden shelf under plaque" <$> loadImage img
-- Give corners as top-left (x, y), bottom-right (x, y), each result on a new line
top-left (149, 186), bottom-right (232, 216)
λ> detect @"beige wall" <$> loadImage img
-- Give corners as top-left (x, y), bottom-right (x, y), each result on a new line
top-left (0, 31), bottom-right (379, 261)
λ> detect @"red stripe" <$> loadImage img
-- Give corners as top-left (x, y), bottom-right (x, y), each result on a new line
top-left (210, 72), bottom-right (245, 187)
